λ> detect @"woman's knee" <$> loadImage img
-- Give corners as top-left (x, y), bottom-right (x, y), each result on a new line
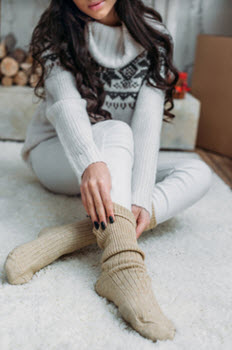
top-left (92, 119), bottom-right (134, 156)
top-left (195, 159), bottom-right (213, 191)
top-left (182, 158), bottom-right (213, 193)
top-left (29, 139), bottom-right (81, 196)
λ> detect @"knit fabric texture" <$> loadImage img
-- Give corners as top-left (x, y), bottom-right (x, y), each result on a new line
top-left (92, 201), bottom-right (175, 342)
top-left (4, 217), bottom-right (96, 285)
top-left (4, 201), bottom-right (157, 285)
top-left (21, 16), bottom-right (172, 218)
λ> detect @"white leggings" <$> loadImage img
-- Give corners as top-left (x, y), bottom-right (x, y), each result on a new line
top-left (29, 119), bottom-right (213, 225)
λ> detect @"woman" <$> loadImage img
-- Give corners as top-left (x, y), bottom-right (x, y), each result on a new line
top-left (4, 0), bottom-right (213, 342)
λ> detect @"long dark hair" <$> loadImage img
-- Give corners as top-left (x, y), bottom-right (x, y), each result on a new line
top-left (29, 0), bottom-right (179, 122)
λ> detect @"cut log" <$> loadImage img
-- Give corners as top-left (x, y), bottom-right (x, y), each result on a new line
top-left (0, 57), bottom-right (19, 77)
top-left (35, 65), bottom-right (42, 76)
top-left (1, 76), bottom-right (13, 86)
top-left (29, 73), bottom-right (39, 87)
top-left (11, 48), bottom-right (27, 63)
top-left (0, 42), bottom-right (7, 59)
top-left (13, 71), bottom-right (28, 86)
top-left (20, 62), bottom-right (32, 76)
top-left (25, 53), bottom-right (33, 64)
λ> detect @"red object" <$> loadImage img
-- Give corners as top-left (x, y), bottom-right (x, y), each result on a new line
top-left (179, 72), bottom-right (188, 80)
top-left (173, 71), bottom-right (191, 99)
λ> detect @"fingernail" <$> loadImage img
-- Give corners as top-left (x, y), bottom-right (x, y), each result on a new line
top-left (94, 221), bottom-right (99, 229)
top-left (101, 221), bottom-right (106, 230)
top-left (109, 216), bottom-right (114, 224)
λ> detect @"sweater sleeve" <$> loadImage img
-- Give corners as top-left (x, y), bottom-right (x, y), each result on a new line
top-left (43, 54), bottom-right (107, 185)
top-left (130, 79), bottom-right (165, 218)
top-left (130, 16), bottom-right (172, 218)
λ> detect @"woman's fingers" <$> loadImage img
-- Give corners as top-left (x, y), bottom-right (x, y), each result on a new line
top-left (135, 209), bottom-right (151, 239)
top-left (88, 180), bottom-right (108, 229)
top-left (81, 180), bottom-right (114, 229)
top-left (80, 162), bottom-right (114, 228)
top-left (85, 186), bottom-right (100, 224)
top-left (99, 181), bottom-right (115, 223)
top-left (80, 182), bottom-right (99, 224)
top-left (136, 217), bottom-right (148, 239)
top-left (131, 205), bottom-right (140, 221)
top-left (80, 184), bottom-right (89, 215)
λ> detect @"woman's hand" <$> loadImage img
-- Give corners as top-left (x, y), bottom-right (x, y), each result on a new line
top-left (131, 204), bottom-right (151, 239)
top-left (80, 161), bottom-right (115, 229)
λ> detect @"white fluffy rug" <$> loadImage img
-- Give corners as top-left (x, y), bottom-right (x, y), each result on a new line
top-left (0, 141), bottom-right (232, 350)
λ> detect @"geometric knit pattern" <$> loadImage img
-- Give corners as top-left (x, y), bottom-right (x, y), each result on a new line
top-left (42, 48), bottom-right (151, 125)
top-left (89, 50), bottom-right (150, 124)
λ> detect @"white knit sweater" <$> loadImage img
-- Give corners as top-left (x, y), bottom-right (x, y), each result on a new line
top-left (21, 16), bottom-right (171, 218)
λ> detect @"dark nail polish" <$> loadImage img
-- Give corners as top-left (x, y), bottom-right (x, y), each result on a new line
top-left (94, 221), bottom-right (99, 229)
top-left (109, 216), bottom-right (114, 224)
top-left (101, 221), bottom-right (106, 230)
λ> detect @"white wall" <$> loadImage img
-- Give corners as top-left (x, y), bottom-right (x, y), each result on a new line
top-left (1, 0), bottom-right (232, 84)
top-left (173, 0), bottom-right (232, 83)
top-left (0, 0), bottom-right (47, 51)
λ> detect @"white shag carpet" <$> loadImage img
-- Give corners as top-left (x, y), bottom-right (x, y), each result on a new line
top-left (0, 141), bottom-right (232, 350)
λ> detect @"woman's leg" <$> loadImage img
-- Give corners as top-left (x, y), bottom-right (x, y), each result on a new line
top-left (28, 120), bottom-right (134, 210)
top-left (85, 121), bottom-right (175, 341)
top-left (92, 201), bottom-right (175, 342)
top-left (151, 156), bottom-right (213, 226)
top-left (5, 117), bottom-right (213, 284)
top-left (4, 120), bottom-right (134, 284)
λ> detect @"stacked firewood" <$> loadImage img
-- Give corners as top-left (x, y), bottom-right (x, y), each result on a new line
top-left (0, 33), bottom-right (42, 87)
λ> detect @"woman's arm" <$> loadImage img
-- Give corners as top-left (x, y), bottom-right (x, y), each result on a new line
top-left (130, 79), bottom-right (165, 218)
top-left (44, 54), bottom-right (107, 185)
top-left (44, 55), bottom-right (115, 226)
top-left (130, 16), bottom-right (173, 219)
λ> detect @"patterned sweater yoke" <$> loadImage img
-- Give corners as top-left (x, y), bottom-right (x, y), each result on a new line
top-left (85, 19), bottom-right (153, 125)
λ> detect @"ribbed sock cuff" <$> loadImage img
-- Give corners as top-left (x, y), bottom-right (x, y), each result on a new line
top-left (111, 202), bottom-right (137, 227)
top-left (93, 202), bottom-right (145, 263)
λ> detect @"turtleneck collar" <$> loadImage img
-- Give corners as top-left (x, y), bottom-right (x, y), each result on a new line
top-left (84, 19), bottom-right (145, 69)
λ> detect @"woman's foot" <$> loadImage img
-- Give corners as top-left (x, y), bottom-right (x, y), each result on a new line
top-left (93, 202), bottom-right (175, 342)
top-left (4, 218), bottom-right (96, 284)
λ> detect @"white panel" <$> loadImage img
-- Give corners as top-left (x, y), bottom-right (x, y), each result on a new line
top-left (152, 0), bottom-right (168, 20)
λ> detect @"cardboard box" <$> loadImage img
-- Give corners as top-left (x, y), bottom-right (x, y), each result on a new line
top-left (191, 34), bottom-right (232, 158)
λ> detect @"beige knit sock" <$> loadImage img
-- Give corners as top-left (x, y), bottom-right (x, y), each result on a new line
top-left (4, 217), bottom-right (96, 285)
top-left (92, 201), bottom-right (175, 342)
top-left (4, 203), bottom-right (157, 285)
